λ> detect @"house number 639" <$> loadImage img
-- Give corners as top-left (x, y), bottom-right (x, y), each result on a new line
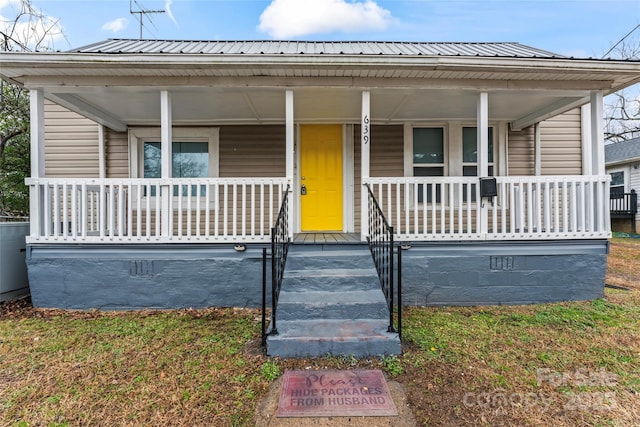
top-left (363, 115), bottom-right (370, 144)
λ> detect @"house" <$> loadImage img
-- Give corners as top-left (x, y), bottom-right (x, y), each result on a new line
top-left (2, 39), bottom-right (640, 323)
top-left (606, 138), bottom-right (640, 233)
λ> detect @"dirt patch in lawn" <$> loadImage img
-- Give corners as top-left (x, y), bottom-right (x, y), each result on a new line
top-left (607, 238), bottom-right (640, 291)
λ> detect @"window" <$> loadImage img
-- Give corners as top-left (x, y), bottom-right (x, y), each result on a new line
top-left (413, 128), bottom-right (444, 202)
top-left (129, 127), bottom-right (219, 196)
top-left (462, 127), bottom-right (494, 177)
top-left (610, 171), bottom-right (625, 196)
top-left (144, 141), bottom-right (209, 196)
top-left (144, 141), bottom-right (209, 179)
top-left (462, 127), bottom-right (494, 202)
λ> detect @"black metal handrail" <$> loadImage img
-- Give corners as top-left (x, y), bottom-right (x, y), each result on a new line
top-left (365, 183), bottom-right (401, 337)
top-left (262, 184), bottom-right (290, 345)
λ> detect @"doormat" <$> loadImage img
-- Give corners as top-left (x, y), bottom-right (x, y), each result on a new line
top-left (277, 369), bottom-right (398, 418)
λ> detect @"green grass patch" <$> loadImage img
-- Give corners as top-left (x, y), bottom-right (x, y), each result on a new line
top-left (1, 237), bottom-right (639, 426)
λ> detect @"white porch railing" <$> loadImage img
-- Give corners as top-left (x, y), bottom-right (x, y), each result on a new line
top-left (26, 178), bottom-right (288, 243)
top-left (365, 175), bottom-right (611, 241)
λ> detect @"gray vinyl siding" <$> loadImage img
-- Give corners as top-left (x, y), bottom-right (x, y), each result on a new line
top-left (631, 166), bottom-right (640, 193)
top-left (631, 166), bottom-right (640, 231)
top-left (105, 129), bottom-right (129, 178)
top-left (217, 125), bottom-right (286, 235)
top-left (353, 124), bottom-right (404, 232)
top-left (44, 100), bottom-right (99, 177)
top-left (219, 125), bottom-right (286, 177)
top-left (508, 108), bottom-right (583, 176)
top-left (539, 108), bottom-right (583, 175)
top-left (508, 126), bottom-right (535, 176)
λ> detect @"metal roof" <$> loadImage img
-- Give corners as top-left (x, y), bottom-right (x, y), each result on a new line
top-left (606, 137), bottom-right (640, 164)
top-left (69, 39), bottom-right (565, 58)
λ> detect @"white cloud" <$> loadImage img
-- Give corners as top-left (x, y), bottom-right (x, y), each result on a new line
top-left (258, 0), bottom-right (392, 38)
top-left (0, 0), bottom-right (20, 10)
top-left (102, 17), bottom-right (128, 33)
top-left (166, 0), bottom-right (178, 27)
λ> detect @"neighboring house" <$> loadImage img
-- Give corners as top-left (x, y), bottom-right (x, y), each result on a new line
top-left (606, 138), bottom-right (640, 233)
top-left (1, 39), bottom-right (640, 314)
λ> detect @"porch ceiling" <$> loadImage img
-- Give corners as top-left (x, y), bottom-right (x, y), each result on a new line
top-left (44, 85), bottom-right (588, 129)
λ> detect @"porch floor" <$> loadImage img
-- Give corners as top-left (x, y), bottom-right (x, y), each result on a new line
top-left (293, 232), bottom-right (362, 244)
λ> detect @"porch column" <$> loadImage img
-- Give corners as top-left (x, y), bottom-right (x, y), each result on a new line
top-left (360, 91), bottom-right (370, 241)
top-left (285, 89), bottom-right (294, 238)
top-left (580, 104), bottom-right (592, 175)
top-left (477, 92), bottom-right (489, 235)
top-left (160, 90), bottom-right (173, 237)
top-left (590, 91), bottom-right (605, 175)
top-left (590, 91), bottom-right (607, 232)
top-left (29, 89), bottom-right (45, 238)
top-left (477, 92), bottom-right (489, 176)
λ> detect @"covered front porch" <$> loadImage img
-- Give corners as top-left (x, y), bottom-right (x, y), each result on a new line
top-left (24, 86), bottom-right (612, 245)
top-left (5, 39), bottom-right (639, 311)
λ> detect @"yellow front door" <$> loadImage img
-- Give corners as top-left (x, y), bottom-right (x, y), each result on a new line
top-left (300, 125), bottom-right (343, 231)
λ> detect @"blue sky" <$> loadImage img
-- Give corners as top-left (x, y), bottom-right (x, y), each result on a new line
top-left (2, 0), bottom-right (640, 58)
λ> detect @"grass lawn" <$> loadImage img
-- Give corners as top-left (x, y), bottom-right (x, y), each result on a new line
top-left (1, 237), bottom-right (639, 426)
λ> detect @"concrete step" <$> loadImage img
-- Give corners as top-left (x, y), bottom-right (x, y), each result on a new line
top-left (285, 251), bottom-right (374, 271)
top-left (277, 290), bottom-right (389, 320)
top-left (266, 244), bottom-right (401, 358)
top-left (282, 270), bottom-right (379, 292)
top-left (266, 319), bottom-right (401, 358)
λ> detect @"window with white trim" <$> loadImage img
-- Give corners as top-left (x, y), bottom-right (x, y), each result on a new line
top-left (144, 141), bottom-right (210, 196)
top-left (413, 127), bottom-right (444, 202)
top-left (130, 127), bottom-right (219, 177)
top-left (144, 141), bottom-right (210, 178)
top-left (610, 170), bottom-right (625, 196)
top-left (462, 127), bottom-right (494, 177)
top-left (129, 127), bottom-right (219, 196)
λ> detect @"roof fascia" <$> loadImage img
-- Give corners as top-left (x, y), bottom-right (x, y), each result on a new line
top-left (3, 51), bottom-right (640, 73)
top-left (17, 75), bottom-right (612, 92)
top-left (605, 156), bottom-right (640, 166)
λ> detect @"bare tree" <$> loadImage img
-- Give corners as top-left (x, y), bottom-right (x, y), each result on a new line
top-left (604, 34), bottom-right (640, 143)
top-left (0, 0), bottom-right (65, 214)
top-left (1, 0), bottom-right (64, 156)
top-left (605, 90), bottom-right (640, 143)
top-left (1, 0), bottom-right (64, 52)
